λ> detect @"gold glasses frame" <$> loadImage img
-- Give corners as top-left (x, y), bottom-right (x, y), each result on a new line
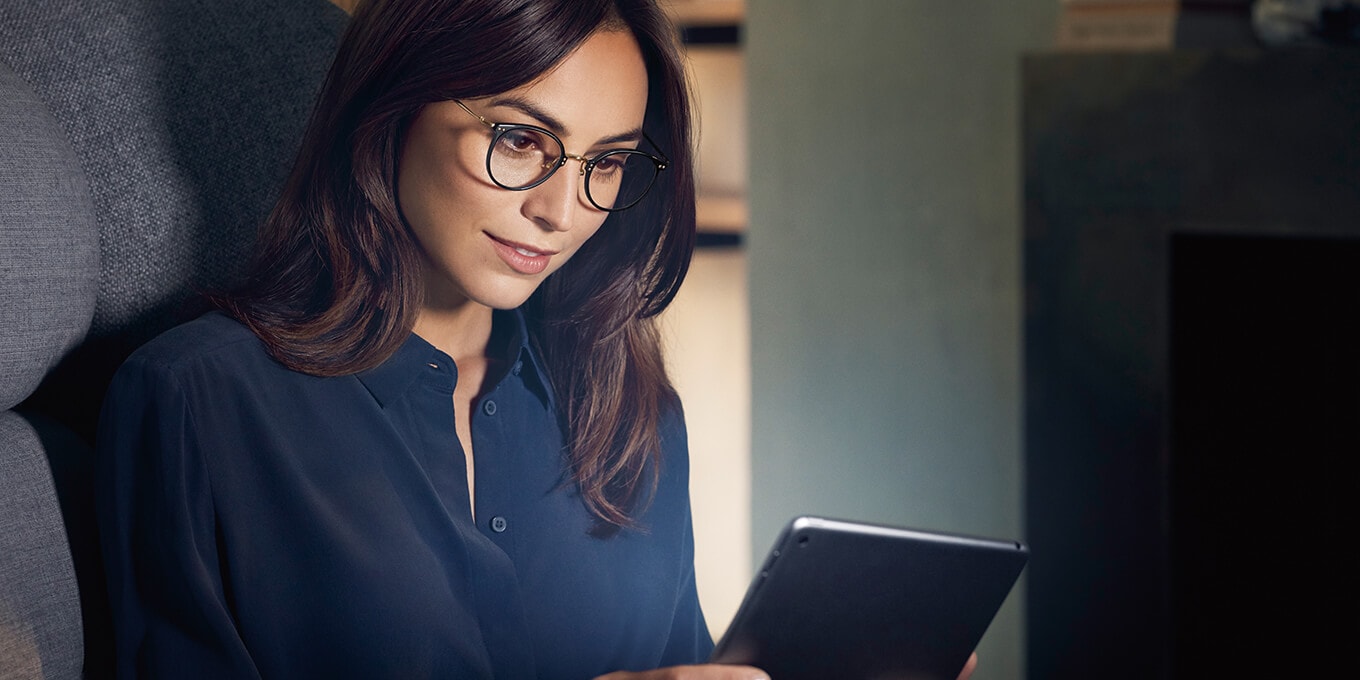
top-left (453, 100), bottom-right (668, 212)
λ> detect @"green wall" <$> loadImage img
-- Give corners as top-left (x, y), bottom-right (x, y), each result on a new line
top-left (745, 2), bottom-right (1056, 677)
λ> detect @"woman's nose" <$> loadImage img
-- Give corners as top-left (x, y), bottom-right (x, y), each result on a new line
top-left (523, 160), bottom-right (589, 231)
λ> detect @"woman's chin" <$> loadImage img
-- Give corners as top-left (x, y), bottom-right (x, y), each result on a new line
top-left (465, 278), bottom-right (543, 311)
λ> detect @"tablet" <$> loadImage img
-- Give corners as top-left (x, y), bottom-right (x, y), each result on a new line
top-left (710, 516), bottom-right (1028, 680)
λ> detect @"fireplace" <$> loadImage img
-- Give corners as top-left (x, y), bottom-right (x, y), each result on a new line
top-left (1024, 50), bottom-right (1360, 679)
top-left (1170, 233), bottom-right (1358, 676)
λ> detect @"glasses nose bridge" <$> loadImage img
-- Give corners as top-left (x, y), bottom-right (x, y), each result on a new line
top-left (562, 151), bottom-right (590, 178)
top-left (535, 152), bottom-right (594, 210)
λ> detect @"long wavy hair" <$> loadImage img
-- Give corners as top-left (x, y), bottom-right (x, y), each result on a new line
top-left (220, 0), bottom-right (696, 529)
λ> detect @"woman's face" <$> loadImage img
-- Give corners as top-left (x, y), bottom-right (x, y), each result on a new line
top-left (397, 28), bottom-right (650, 315)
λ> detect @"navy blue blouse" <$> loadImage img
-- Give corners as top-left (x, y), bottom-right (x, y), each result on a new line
top-left (96, 311), bottom-right (712, 679)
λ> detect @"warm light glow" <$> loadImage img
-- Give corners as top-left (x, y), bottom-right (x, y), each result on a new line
top-left (660, 248), bottom-right (751, 636)
top-left (660, 0), bottom-right (746, 25)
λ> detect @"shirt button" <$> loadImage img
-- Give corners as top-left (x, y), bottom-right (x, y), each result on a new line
top-left (512, 361), bottom-right (523, 376)
top-left (490, 516), bottom-right (508, 533)
top-left (482, 400), bottom-right (498, 416)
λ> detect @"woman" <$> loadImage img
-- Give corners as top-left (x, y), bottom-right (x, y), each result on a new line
top-left (98, 0), bottom-right (764, 677)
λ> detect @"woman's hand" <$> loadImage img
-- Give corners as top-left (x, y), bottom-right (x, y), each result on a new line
top-left (593, 665), bottom-right (768, 680)
top-left (593, 652), bottom-right (974, 680)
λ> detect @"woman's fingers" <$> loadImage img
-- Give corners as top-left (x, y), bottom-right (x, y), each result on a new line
top-left (596, 652), bottom-right (976, 680)
top-left (956, 651), bottom-right (979, 680)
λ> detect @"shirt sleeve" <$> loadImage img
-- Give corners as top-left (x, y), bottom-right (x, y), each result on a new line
top-left (658, 507), bottom-right (716, 666)
top-left (655, 404), bottom-right (717, 667)
top-left (96, 355), bottom-right (261, 679)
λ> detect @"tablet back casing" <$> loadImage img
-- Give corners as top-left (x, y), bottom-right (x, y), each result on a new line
top-left (711, 517), bottom-right (1028, 680)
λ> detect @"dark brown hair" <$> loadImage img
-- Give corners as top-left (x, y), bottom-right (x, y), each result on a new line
top-left (220, 0), bottom-right (696, 529)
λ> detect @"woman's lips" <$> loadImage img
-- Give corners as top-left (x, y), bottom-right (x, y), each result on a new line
top-left (488, 234), bottom-right (556, 275)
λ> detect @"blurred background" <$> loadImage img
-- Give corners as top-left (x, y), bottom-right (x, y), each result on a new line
top-left (660, 1), bottom-right (1054, 677)
top-left (657, 1), bottom-right (1359, 679)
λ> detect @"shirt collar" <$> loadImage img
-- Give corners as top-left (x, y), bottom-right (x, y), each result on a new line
top-left (495, 306), bottom-right (556, 412)
top-left (355, 307), bottom-right (555, 411)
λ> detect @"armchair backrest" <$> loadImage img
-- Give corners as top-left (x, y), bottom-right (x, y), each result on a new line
top-left (0, 58), bottom-right (100, 680)
top-left (0, 2), bottom-right (347, 676)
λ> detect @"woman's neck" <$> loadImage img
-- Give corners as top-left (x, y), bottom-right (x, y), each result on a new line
top-left (412, 299), bottom-right (495, 363)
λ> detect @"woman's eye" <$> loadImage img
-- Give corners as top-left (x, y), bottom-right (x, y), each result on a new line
top-left (592, 155), bottom-right (624, 177)
top-left (496, 129), bottom-right (543, 155)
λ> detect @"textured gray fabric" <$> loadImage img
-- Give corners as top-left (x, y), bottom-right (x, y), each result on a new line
top-left (0, 411), bottom-right (84, 680)
top-left (0, 0), bottom-right (347, 344)
top-left (0, 3), bottom-right (347, 677)
top-left (0, 64), bottom-right (99, 411)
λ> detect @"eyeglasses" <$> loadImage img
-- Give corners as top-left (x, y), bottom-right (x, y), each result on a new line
top-left (454, 100), bottom-right (668, 212)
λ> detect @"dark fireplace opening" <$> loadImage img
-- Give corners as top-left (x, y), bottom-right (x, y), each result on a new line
top-left (1170, 233), bottom-right (1359, 676)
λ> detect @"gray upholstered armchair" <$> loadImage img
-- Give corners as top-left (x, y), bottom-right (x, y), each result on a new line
top-left (0, 2), bottom-right (346, 676)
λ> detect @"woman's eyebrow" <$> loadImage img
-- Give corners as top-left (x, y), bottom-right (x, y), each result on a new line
top-left (596, 128), bottom-right (644, 147)
top-left (487, 96), bottom-right (643, 147)
top-left (488, 96), bottom-right (566, 132)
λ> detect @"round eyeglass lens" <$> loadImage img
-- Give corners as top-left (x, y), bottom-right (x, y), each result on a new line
top-left (584, 151), bottom-right (660, 211)
top-left (488, 127), bottom-right (562, 189)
